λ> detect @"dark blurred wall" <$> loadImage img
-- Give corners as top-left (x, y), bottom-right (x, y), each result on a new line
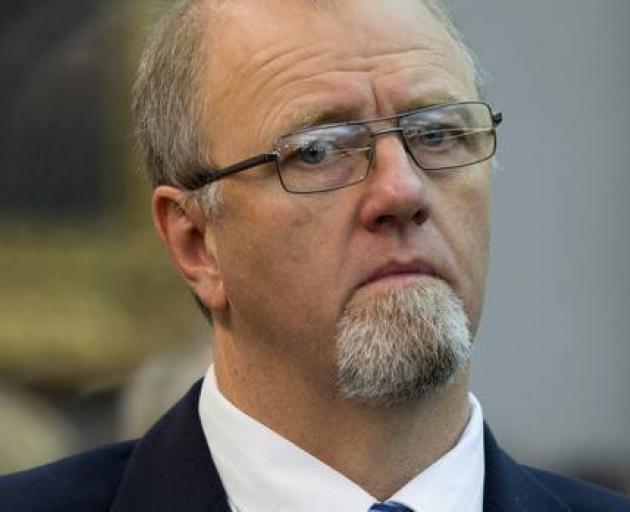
top-left (0, 1), bottom-right (109, 219)
top-left (0, 0), bottom-right (208, 474)
top-left (0, 1), bottom-right (206, 391)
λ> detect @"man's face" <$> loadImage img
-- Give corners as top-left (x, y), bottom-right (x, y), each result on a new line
top-left (203, 0), bottom-right (490, 390)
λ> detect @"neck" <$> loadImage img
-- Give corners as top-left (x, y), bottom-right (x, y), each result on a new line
top-left (212, 327), bottom-right (471, 500)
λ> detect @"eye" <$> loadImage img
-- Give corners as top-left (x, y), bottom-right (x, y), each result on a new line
top-left (406, 123), bottom-right (463, 151)
top-left (297, 140), bottom-right (332, 165)
top-left (278, 124), bottom-right (371, 171)
top-left (419, 128), bottom-right (448, 147)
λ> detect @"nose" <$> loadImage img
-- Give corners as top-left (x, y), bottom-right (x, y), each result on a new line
top-left (359, 132), bottom-right (431, 232)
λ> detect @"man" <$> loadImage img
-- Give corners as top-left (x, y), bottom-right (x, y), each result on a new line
top-left (1, 0), bottom-right (628, 510)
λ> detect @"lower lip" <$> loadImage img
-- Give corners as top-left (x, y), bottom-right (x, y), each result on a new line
top-left (361, 272), bottom-right (435, 293)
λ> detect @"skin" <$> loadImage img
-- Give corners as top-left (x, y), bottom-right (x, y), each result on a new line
top-left (153, 0), bottom-right (491, 499)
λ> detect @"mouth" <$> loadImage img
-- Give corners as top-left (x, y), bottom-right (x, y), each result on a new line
top-left (360, 260), bottom-right (439, 290)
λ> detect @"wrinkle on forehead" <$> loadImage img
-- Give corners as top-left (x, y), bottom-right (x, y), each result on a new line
top-left (205, 0), bottom-right (474, 157)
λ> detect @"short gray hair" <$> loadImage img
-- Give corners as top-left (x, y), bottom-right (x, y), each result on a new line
top-left (132, 0), bottom-right (482, 214)
top-left (132, 0), bottom-right (217, 207)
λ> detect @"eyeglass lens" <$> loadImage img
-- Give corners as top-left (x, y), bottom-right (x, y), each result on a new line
top-left (276, 102), bottom-right (496, 193)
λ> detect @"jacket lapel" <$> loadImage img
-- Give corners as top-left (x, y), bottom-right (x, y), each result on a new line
top-left (111, 380), bottom-right (229, 512)
top-left (483, 424), bottom-right (570, 512)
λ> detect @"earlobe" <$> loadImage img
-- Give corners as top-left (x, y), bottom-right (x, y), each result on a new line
top-left (152, 186), bottom-right (228, 313)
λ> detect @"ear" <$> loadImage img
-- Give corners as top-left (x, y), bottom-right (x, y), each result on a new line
top-left (152, 186), bottom-right (228, 313)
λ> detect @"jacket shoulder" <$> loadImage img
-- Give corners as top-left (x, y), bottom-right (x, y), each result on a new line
top-left (0, 440), bottom-right (136, 512)
top-left (525, 466), bottom-right (630, 511)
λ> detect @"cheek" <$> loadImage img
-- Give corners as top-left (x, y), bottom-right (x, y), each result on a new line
top-left (216, 191), bottom-right (352, 355)
top-left (272, 205), bottom-right (318, 265)
top-left (438, 170), bottom-right (491, 329)
top-left (264, 200), bottom-right (336, 280)
top-left (461, 181), bottom-right (491, 274)
top-left (218, 190), bottom-right (341, 310)
top-left (457, 166), bottom-right (490, 256)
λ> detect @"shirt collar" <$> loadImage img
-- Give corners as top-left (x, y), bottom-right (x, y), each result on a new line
top-left (199, 365), bottom-right (484, 512)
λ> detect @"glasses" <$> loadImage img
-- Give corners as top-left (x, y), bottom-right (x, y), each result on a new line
top-left (188, 102), bottom-right (503, 194)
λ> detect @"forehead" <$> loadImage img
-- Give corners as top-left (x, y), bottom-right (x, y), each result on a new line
top-left (204, 0), bottom-right (475, 150)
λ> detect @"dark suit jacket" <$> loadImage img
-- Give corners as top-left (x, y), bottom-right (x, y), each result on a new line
top-left (1, 380), bottom-right (628, 511)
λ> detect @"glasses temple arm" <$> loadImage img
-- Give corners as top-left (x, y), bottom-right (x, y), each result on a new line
top-left (187, 153), bottom-right (278, 190)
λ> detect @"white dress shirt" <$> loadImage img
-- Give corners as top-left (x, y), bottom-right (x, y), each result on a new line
top-left (199, 365), bottom-right (484, 512)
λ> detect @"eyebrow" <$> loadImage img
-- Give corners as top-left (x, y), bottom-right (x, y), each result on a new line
top-left (394, 92), bottom-right (464, 115)
top-left (277, 91), bottom-right (467, 137)
top-left (278, 104), bottom-right (363, 136)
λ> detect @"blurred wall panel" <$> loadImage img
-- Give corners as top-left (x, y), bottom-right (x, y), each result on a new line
top-left (0, 0), bottom-right (107, 218)
top-left (0, 1), bottom-right (207, 391)
top-left (446, 0), bottom-right (630, 477)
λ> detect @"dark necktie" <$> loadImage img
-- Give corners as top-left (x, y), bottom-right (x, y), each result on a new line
top-left (368, 501), bottom-right (415, 511)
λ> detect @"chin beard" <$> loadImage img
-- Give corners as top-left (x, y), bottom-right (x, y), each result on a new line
top-left (334, 277), bottom-right (472, 407)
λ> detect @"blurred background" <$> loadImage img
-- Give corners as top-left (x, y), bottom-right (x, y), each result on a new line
top-left (0, 0), bottom-right (628, 494)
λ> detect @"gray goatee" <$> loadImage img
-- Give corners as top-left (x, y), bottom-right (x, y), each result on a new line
top-left (335, 277), bottom-right (471, 407)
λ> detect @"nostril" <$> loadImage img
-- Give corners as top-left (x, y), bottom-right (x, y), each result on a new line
top-left (412, 209), bottom-right (428, 225)
top-left (372, 210), bottom-right (428, 227)
top-left (375, 214), bottom-right (395, 225)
